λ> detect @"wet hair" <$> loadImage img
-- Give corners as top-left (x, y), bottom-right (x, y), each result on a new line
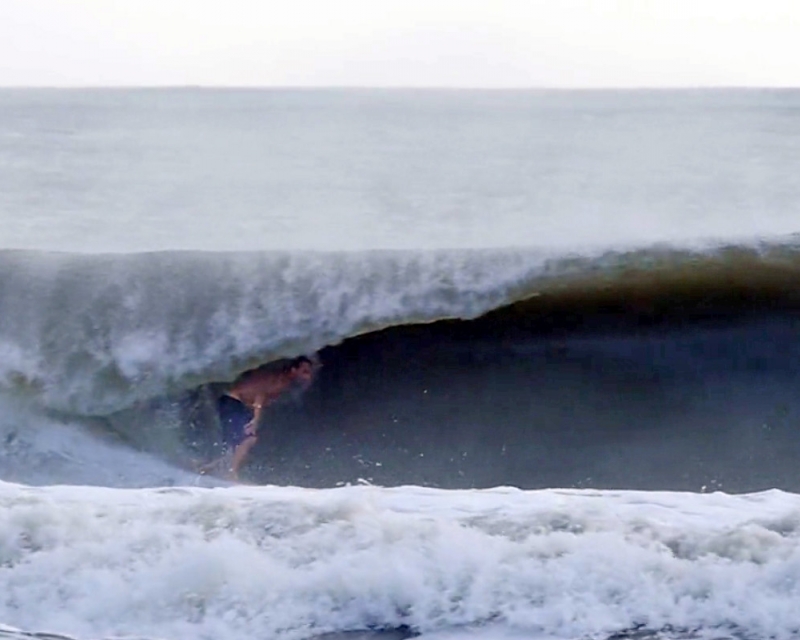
top-left (232, 355), bottom-right (316, 385)
top-left (281, 355), bottom-right (316, 374)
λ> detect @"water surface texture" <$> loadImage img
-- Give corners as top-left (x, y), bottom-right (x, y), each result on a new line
top-left (1, 89), bottom-right (800, 640)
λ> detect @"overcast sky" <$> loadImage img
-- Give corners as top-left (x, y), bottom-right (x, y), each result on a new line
top-left (1, 0), bottom-right (799, 87)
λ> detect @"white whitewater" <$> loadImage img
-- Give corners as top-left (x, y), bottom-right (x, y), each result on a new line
top-left (2, 482), bottom-right (800, 640)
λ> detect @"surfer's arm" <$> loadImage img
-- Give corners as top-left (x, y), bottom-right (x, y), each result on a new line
top-left (248, 400), bottom-right (266, 434)
top-left (249, 389), bottom-right (279, 432)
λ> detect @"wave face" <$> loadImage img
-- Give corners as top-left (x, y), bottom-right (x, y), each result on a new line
top-left (2, 237), bottom-right (800, 491)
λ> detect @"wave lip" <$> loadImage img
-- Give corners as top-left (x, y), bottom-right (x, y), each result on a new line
top-left (1, 235), bottom-right (800, 416)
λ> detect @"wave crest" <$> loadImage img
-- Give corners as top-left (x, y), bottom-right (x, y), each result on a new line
top-left (1, 236), bottom-right (799, 416)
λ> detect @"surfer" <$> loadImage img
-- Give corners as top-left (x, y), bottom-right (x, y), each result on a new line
top-left (199, 355), bottom-right (318, 480)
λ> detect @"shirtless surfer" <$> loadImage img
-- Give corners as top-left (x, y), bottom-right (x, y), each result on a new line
top-left (199, 356), bottom-right (318, 481)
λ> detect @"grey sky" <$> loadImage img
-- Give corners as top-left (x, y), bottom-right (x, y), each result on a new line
top-left (2, 0), bottom-right (799, 87)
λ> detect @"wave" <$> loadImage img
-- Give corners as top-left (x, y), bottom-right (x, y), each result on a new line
top-left (3, 235), bottom-right (800, 490)
top-left (2, 235), bottom-right (799, 417)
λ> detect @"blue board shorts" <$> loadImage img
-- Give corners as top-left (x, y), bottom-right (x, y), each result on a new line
top-left (217, 395), bottom-right (254, 450)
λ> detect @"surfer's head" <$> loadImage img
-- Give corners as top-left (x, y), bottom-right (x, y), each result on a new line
top-left (290, 355), bottom-right (317, 385)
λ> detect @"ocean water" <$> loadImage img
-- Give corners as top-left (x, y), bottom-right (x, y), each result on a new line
top-left (1, 88), bottom-right (800, 640)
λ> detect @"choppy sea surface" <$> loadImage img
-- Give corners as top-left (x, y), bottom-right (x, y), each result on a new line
top-left (1, 89), bottom-right (800, 640)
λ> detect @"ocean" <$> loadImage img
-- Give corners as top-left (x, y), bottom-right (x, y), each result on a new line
top-left (1, 88), bottom-right (800, 640)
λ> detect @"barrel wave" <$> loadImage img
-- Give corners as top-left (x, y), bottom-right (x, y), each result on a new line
top-left (2, 236), bottom-right (800, 491)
